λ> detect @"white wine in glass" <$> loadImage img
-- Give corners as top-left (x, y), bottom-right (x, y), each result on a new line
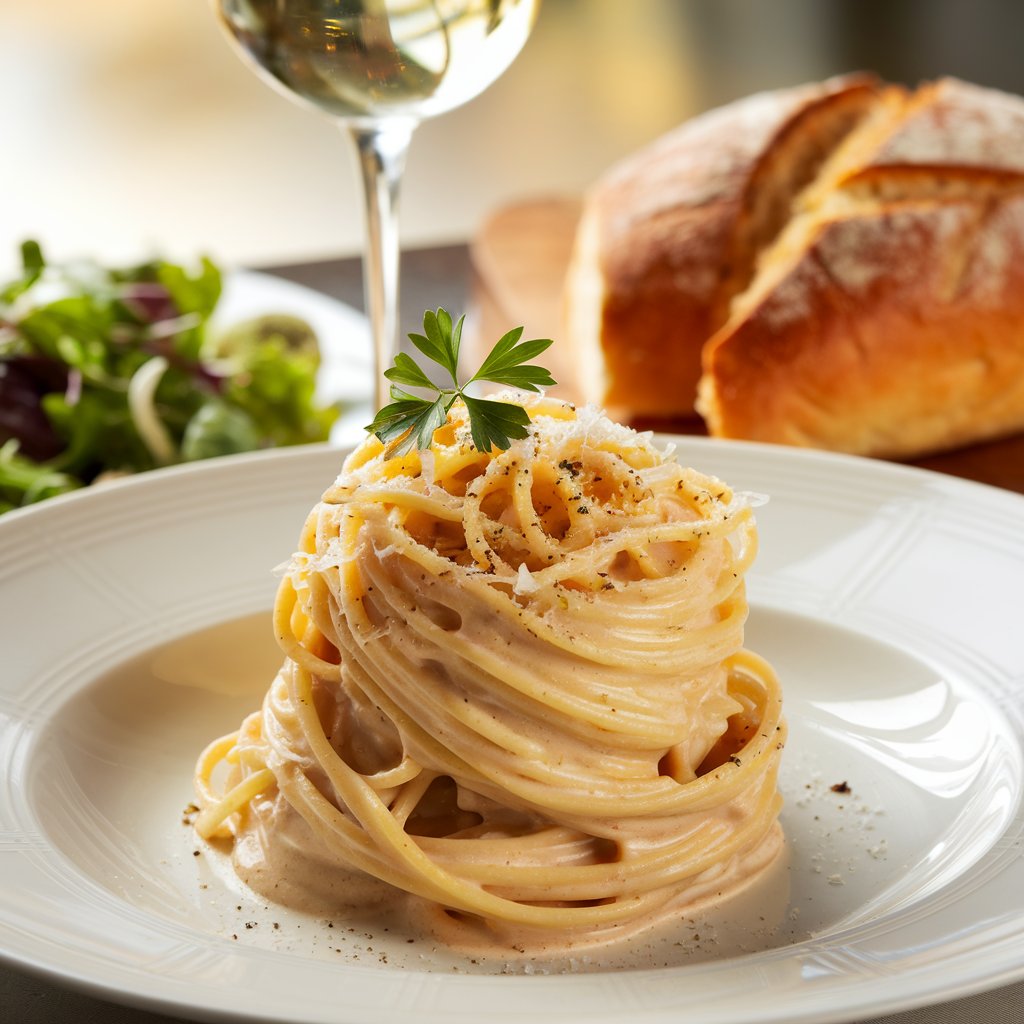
top-left (214, 0), bottom-right (541, 409)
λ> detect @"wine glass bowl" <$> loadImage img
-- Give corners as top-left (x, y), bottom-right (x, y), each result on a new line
top-left (214, 0), bottom-right (541, 408)
top-left (218, 0), bottom-right (538, 124)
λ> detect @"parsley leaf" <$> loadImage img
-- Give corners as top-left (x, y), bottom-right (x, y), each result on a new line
top-left (461, 395), bottom-right (532, 454)
top-left (366, 308), bottom-right (555, 456)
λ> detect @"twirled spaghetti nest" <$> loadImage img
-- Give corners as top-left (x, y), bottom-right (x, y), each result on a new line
top-left (195, 397), bottom-right (785, 948)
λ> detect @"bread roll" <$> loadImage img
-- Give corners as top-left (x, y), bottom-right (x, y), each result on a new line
top-left (564, 75), bottom-right (1024, 459)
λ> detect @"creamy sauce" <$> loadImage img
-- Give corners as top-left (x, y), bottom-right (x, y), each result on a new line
top-left (224, 783), bottom-right (787, 960)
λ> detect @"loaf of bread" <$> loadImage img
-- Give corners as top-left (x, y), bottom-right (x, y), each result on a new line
top-left (564, 75), bottom-right (1024, 459)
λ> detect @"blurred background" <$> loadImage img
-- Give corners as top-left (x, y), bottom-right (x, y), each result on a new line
top-left (3, 0), bottom-right (1024, 275)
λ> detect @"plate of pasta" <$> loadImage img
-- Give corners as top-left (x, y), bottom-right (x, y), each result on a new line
top-left (0, 402), bottom-right (1023, 1024)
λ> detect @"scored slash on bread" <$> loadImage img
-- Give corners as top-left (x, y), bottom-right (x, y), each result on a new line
top-left (565, 74), bottom-right (879, 420)
top-left (565, 75), bottom-right (1024, 459)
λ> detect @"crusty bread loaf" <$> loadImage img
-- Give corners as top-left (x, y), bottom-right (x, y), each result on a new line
top-left (564, 75), bottom-right (1024, 459)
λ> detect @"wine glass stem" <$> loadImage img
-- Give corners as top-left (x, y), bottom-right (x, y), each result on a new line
top-left (347, 120), bottom-right (416, 412)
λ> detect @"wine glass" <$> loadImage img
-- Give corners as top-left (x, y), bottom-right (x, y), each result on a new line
top-left (214, 0), bottom-right (541, 410)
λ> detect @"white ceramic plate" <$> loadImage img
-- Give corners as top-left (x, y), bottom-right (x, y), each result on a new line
top-left (216, 269), bottom-right (372, 445)
top-left (1, 439), bottom-right (1023, 1024)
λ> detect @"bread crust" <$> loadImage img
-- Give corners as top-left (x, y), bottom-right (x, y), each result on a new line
top-left (569, 75), bottom-right (1024, 457)
top-left (701, 193), bottom-right (1024, 457)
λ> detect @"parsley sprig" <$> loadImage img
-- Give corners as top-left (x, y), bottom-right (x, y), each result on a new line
top-left (366, 308), bottom-right (555, 457)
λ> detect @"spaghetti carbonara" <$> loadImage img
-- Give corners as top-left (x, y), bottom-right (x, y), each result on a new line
top-left (194, 396), bottom-right (785, 950)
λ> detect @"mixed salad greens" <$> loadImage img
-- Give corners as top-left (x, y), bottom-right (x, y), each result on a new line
top-left (0, 242), bottom-right (339, 514)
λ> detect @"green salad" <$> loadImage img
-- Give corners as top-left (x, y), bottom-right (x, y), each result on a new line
top-left (0, 241), bottom-right (339, 514)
